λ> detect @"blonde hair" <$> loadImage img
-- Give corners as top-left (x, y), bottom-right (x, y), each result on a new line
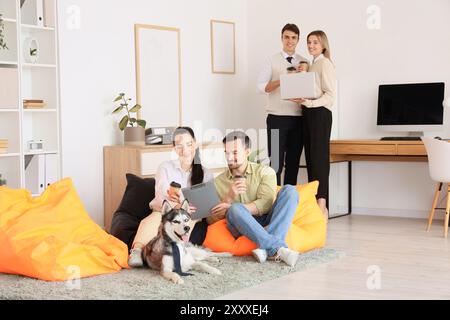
top-left (307, 30), bottom-right (331, 60)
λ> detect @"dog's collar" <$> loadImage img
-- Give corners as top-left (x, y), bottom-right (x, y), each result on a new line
top-left (171, 242), bottom-right (193, 277)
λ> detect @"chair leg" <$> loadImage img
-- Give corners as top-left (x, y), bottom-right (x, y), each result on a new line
top-left (427, 182), bottom-right (442, 231)
top-left (445, 184), bottom-right (450, 239)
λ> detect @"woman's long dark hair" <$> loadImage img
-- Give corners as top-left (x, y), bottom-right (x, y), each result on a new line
top-left (173, 127), bottom-right (204, 186)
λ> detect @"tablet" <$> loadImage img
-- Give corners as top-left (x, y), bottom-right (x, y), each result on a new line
top-left (181, 181), bottom-right (221, 220)
top-left (280, 72), bottom-right (317, 100)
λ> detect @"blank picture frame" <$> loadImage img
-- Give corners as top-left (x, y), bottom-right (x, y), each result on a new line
top-left (135, 24), bottom-right (182, 128)
top-left (210, 20), bottom-right (235, 74)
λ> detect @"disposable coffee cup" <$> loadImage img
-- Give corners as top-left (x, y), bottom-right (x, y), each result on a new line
top-left (169, 181), bottom-right (181, 198)
top-left (286, 66), bottom-right (297, 73)
top-left (233, 175), bottom-right (246, 184)
top-left (233, 175), bottom-right (246, 198)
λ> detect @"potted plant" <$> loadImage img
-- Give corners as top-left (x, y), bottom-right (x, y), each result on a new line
top-left (248, 148), bottom-right (268, 164)
top-left (0, 14), bottom-right (9, 50)
top-left (112, 93), bottom-right (147, 145)
top-left (0, 173), bottom-right (6, 186)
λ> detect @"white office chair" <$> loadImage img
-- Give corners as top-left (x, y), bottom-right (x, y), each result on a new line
top-left (422, 137), bottom-right (450, 238)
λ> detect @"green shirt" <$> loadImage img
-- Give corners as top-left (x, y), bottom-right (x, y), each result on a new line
top-left (212, 162), bottom-right (277, 221)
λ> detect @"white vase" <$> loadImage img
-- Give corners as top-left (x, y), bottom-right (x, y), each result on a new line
top-left (24, 37), bottom-right (39, 63)
top-left (124, 127), bottom-right (145, 146)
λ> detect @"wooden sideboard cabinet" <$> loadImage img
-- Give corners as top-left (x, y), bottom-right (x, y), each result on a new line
top-left (103, 142), bottom-right (226, 231)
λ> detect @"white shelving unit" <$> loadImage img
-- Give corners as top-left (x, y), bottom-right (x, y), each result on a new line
top-left (0, 60), bottom-right (17, 64)
top-left (21, 23), bottom-right (54, 31)
top-left (0, 153), bottom-right (21, 158)
top-left (0, 0), bottom-right (60, 194)
top-left (22, 62), bottom-right (56, 68)
top-left (24, 150), bottom-right (58, 156)
top-left (0, 108), bottom-right (20, 112)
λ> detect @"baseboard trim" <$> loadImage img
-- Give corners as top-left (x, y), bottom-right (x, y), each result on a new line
top-left (333, 206), bottom-right (445, 220)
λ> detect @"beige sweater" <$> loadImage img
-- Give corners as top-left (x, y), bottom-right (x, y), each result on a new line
top-left (265, 52), bottom-right (308, 116)
top-left (302, 54), bottom-right (336, 111)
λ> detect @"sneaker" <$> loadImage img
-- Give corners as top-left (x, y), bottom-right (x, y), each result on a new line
top-left (128, 247), bottom-right (143, 268)
top-left (252, 248), bottom-right (268, 263)
top-left (273, 247), bottom-right (299, 267)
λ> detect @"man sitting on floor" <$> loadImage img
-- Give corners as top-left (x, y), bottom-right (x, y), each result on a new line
top-left (209, 131), bottom-right (300, 266)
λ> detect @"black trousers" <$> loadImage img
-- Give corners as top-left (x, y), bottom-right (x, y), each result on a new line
top-left (189, 219), bottom-right (208, 245)
top-left (266, 114), bottom-right (303, 186)
top-left (302, 107), bottom-right (332, 199)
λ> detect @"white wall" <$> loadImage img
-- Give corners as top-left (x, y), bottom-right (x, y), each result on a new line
top-left (245, 0), bottom-right (450, 218)
top-left (58, 0), bottom-right (450, 226)
top-left (57, 0), bottom-right (248, 225)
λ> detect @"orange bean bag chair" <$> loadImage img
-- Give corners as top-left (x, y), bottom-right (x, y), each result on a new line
top-left (203, 181), bottom-right (327, 256)
top-left (0, 178), bottom-right (129, 281)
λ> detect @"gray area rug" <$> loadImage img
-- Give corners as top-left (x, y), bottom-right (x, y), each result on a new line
top-left (0, 248), bottom-right (344, 300)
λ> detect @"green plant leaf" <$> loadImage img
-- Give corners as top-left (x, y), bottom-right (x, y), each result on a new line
top-left (137, 119), bottom-right (146, 128)
top-left (129, 104), bottom-right (142, 113)
top-left (129, 118), bottom-right (137, 123)
top-left (0, 14), bottom-right (8, 51)
top-left (112, 106), bottom-right (124, 114)
top-left (119, 115), bottom-right (129, 131)
top-left (248, 148), bottom-right (266, 163)
top-left (248, 151), bottom-right (258, 162)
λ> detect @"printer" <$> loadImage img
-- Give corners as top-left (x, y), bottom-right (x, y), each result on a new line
top-left (145, 127), bottom-right (176, 145)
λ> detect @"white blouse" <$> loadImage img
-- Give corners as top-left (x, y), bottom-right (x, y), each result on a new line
top-left (149, 159), bottom-right (214, 212)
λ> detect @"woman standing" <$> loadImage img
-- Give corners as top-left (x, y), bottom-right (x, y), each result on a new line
top-left (293, 30), bottom-right (336, 218)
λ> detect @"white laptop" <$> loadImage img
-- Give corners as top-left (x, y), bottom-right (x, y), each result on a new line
top-left (280, 72), bottom-right (317, 100)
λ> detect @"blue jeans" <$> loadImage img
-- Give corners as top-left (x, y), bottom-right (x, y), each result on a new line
top-left (226, 185), bottom-right (299, 257)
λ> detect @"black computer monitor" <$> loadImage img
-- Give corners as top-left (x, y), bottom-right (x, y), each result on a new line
top-left (377, 82), bottom-right (445, 132)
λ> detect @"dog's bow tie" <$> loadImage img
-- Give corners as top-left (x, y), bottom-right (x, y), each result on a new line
top-left (172, 242), bottom-right (193, 277)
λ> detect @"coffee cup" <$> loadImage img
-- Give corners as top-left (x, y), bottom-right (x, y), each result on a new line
top-left (168, 181), bottom-right (181, 198)
top-left (286, 66), bottom-right (297, 73)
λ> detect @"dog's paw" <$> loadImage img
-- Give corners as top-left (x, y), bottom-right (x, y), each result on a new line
top-left (171, 275), bottom-right (184, 284)
top-left (207, 257), bottom-right (220, 263)
top-left (209, 267), bottom-right (222, 275)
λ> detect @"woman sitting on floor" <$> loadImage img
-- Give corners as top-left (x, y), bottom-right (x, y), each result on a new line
top-left (128, 126), bottom-right (214, 267)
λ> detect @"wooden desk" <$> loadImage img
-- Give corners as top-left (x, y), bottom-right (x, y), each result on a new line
top-left (330, 140), bottom-right (428, 162)
top-left (329, 139), bottom-right (429, 218)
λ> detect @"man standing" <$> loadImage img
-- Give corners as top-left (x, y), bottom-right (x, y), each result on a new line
top-left (209, 131), bottom-right (300, 267)
top-left (257, 23), bottom-right (308, 186)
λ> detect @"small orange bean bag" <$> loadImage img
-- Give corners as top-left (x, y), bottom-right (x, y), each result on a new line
top-left (0, 178), bottom-right (129, 281)
top-left (203, 181), bottom-right (327, 256)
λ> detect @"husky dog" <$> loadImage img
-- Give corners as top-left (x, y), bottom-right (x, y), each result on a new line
top-left (143, 199), bottom-right (229, 284)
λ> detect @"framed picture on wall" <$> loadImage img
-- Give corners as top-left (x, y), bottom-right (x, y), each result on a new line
top-left (134, 24), bottom-right (182, 127)
top-left (210, 20), bottom-right (235, 74)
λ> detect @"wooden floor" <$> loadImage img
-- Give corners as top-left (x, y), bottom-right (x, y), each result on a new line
top-left (219, 215), bottom-right (450, 300)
